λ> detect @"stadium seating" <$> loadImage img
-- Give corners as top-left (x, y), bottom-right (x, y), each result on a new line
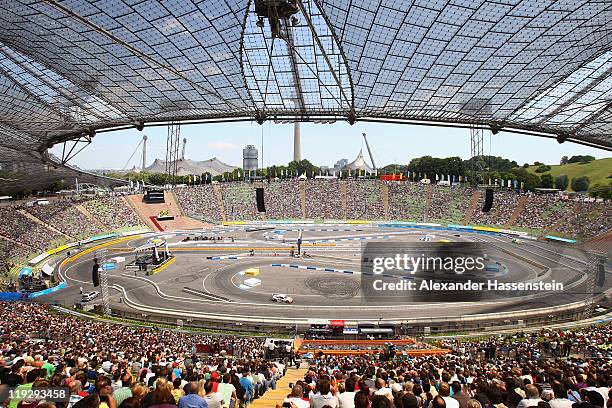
top-left (0, 301), bottom-right (609, 408)
top-left (346, 179), bottom-right (385, 219)
top-left (388, 182), bottom-right (428, 222)
top-left (174, 185), bottom-right (223, 223)
top-left (83, 196), bottom-right (145, 231)
top-left (24, 199), bottom-right (104, 239)
top-left (305, 179), bottom-right (343, 220)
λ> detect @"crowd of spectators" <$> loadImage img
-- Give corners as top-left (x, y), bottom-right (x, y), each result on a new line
top-left (427, 186), bottom-right (474, 224)
top-left (264, 180), bottom-right (302, 220)
top-left (0, 195), bottom-right (146, 275)
top-left (553, 201), bottom-right (611, 240)
top-left (280, 325), bottom-right (610, 408)
top-left (0, 302), bottom-right (286, 408)
top-left (471, 191), bottom-right (522, 227)
top-left (515, 195), bottom-right (568, 232)
top-left (388, 183), bottom-right (427, 222)
top-left (174, 185), bottom-right (222, 223)
top-left (24, 199), bottom-right (104, 240)
top-left (222, 182), bottom-right (263, 222)
top-left (83, 196), bottom-right (145, 231)
top-left (171, 180), bottom-right (610, 240)
top-left (0, 207), bottom-right (63, 252)
top-left (346, 180), bottom-right (384, 220)
top-left (305, 180), bottom-right (343, 220)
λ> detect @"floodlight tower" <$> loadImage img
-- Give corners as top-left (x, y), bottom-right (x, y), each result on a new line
top-left (165, 122), bottom-right (180, 183)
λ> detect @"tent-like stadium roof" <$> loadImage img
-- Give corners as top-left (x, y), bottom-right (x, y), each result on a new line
top-left (0, 0), bottom-right (611, 173)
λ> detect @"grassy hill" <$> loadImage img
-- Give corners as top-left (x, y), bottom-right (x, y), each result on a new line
top-left (526, 157), bottom-right (612, 191)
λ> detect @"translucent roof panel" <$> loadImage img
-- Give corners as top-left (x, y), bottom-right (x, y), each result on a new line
top-left (0, 0), bottom-right (610, 155)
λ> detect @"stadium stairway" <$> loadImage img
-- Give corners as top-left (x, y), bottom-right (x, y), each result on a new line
top-left (126, 192), bottom-right (207, 230)
top-left (424, 185), bottom-right (433, 221)
top-left (382, 183), bottom-right (389, 219)
top-left (250, 366), bottom-right (308, 408)
top-left (463, 190), bottom-right (482, 225)
top-left (212, 183), bottom-right (227, 223)
top-left (504, 195), bottom-right (528, 228)
top-left (340, 181), bottom-right (348, 219)
top-left (584, 229), bottom-right (612, 254)
top-left (75, 203), bottom-right (106, 230)
top-left (299, 181), bottom-right (306, 219)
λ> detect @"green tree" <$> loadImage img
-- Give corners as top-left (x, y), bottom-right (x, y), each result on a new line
top-left (588, 183), bottom-right (612, 199)
top-left (540, 173), bottom-right (554, 188)
top-left (510, 168), bottom-right (541, 191)
top-left (535, 164), bottom-right (551, 173)
top-left (571, 176), bottom-right (590, 192)
top-left (554, 175), bottom-right (569, 191)
top-left (560, 155), bottom-right (568, 165)
top-left (568, 155), bottom-right (595, 164)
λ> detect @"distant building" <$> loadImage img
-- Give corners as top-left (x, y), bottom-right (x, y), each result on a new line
top-left (243, 145), bottom-right (258, 171)
top-left (333, 158), bottom-right (348, 172)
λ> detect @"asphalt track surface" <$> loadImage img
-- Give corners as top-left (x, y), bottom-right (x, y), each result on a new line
top-left (46, 224), bottom-right (610, 323)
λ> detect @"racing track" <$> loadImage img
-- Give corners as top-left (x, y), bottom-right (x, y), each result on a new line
top-left (44, 223), bottom-right (610, 329)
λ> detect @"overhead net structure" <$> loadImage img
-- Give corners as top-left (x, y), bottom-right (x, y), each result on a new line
top-left (0, 0), bottom-right (611, 176)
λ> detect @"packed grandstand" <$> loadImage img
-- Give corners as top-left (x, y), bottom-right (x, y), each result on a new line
top-left (0, 302), bottom-right (609, 408)
top-left (1, 179), bottom-right (610, 289)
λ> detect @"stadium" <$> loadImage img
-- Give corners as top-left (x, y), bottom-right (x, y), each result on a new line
top-left (0, 1), bottom-right (610, 408)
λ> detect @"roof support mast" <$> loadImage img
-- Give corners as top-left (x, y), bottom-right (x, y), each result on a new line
top-left (362, 132), bottom-right (377, 175)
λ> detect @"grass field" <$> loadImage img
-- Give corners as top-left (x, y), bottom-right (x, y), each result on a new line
top-left (527, 157), bottom-right (612, 191)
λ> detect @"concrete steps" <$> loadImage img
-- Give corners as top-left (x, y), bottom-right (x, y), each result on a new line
top-left (382, 183), bottom-right (389, 219)
top-left (212, 183), bottom-right (227, 223)
top-left (250, 367), bottom-right (307, 408)
top-left (340, 181), bottom-right (347, 219)
top-left (463, 190), bottom-right (481, 225)
top-left (505, 195), bottom-right (527, 228)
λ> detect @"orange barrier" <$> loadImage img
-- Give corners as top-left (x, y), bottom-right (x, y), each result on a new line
top-left (298, 348), bottom-right (450, 356)
top-left (300, 339), bottom-right (416, 346)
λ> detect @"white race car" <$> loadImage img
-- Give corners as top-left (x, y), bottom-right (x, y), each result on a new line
top-left (271, 294), bottom-right (294, 304)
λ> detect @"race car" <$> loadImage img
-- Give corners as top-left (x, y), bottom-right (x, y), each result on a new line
top-left (271, 294), bottom-right (294, 304)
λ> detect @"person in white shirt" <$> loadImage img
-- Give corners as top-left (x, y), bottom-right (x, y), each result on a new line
top-left (374, 378), bottom-right (393, 403)
top-left (438, 383), bottom-right (459, 408)
top-left (311, 379), bottom-right (339, 408)
top-left (283, 385), bottom-right (310, 408)
top-left (337, 378), bottom-right (356, 408)
top-left (549, 382), bottom-right (574, 408)
top-left (203, 380), bottom-right (224, 408)
top-left (517, 385), bottom-right (543, 408)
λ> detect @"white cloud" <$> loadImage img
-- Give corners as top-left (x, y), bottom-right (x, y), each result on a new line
top-left (207, 141), bottom-right (239, 150)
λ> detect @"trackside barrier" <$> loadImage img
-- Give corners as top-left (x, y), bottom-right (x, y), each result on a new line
top-left (28, 282), bottom-right (68, 298)
top-left (0, 282), bottom-right (68, 301)
top-left (0, 293), bottom-right (21, 301)
top-left (28, 233), bottom-right (123, 266)
top-left (122, 229), bottom-right (150, 236)
top-left (380, 223), bottom-right (540, 239)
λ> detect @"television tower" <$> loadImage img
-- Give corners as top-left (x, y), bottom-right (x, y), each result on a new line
top-left (293, 122), bottom-right (301, 162)
top-left (142, 135), bottom-right (147, 170)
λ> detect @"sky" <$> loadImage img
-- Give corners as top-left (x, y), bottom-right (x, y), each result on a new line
top-left (51, 121), bottom-right (611, 170)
